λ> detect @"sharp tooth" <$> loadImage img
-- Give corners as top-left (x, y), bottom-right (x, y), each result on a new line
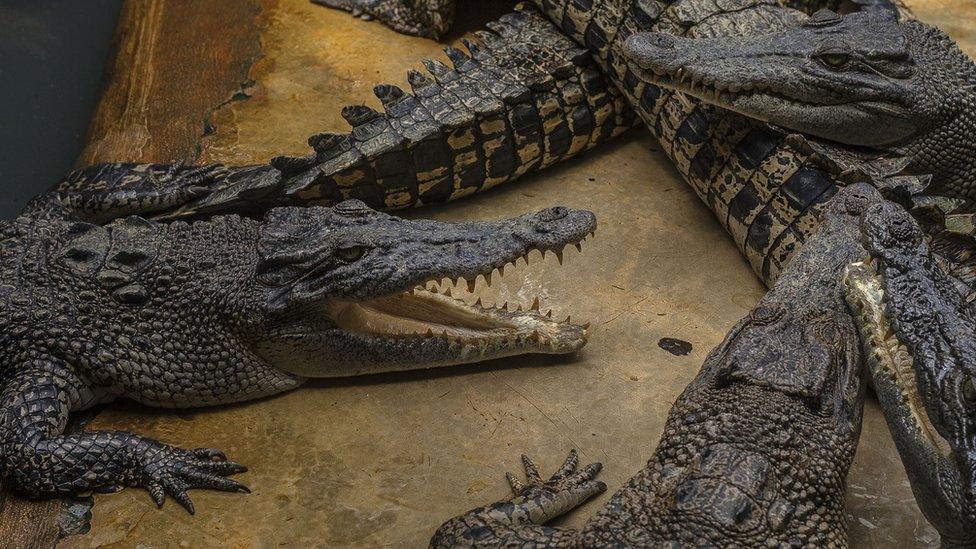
top-left (475, 296), bottom-right (483, 307)
top-left (545, 310), bottom-right (553, 318)
top-left (582, 322), bottom-right (591, 330)
top-left (426, 328), bottom-right (434, 338)
top-left (564, 315), bottom-right (572, 324)
top-left (530, 330), bottom-right (540, 342)
top-left (574, 242), bottom-right (582, 253)
top-left (456, 277), bottom-right (465, 291)
top-left (531, 297), bottom-right (540, 311)
top-left (476, 273), bottom-right (486, 289)
top-left (442, 277), bottom-right (452, 288)
top-left (555, 251), bottom-right (563, 265)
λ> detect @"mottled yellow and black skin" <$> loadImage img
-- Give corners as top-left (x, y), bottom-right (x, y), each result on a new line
top-left (624, 7), bottom-right (976, 208)
top-left (432, 184), bottom-right (876, 547)
top-left (0, 179), bottom-right (596, 514)
top-left (141, 6), bottom-right (636, 219)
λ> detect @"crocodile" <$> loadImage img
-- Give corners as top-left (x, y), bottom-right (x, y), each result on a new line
top-left (0, 184), bottom-right (595, 513)
top-left (431, 182), bottom-right (876, 547)
top-left (622, 7), bottom-right (976, 208)
top-left (845, 204), bottom-right (976, 548)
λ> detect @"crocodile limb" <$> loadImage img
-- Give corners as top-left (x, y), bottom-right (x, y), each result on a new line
top-left (432, 182), bottom-right (878, 547)
top-left (622, 7), bottom-right (976, 209)
top-left (60, 6), bottom-right (635, 222)
top-left (844, 201), bottom-right (976, 547)
top-left (0, 187), bottom-right (596, 512)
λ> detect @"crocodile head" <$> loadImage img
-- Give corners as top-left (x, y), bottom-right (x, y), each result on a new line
top-left (249, 200), bottom-right (595, 377)
top-left (843, 201), bottom-right (976, 545)
top-left (624, 9), bottom-right (976, 198)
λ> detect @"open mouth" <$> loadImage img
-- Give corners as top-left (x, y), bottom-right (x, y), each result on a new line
top-left (843, 260), bottom-right (952, 456)
top-left (322, 235), bottom-right (594, 356)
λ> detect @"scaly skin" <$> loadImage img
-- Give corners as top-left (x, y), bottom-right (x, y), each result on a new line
top-left (432, 183), bottom-right (876, 547)
top-left (312, 0), bottom-right (458, 39)
top-left (623, 8), bottom-right (976, 208)
top-left (844, 204), bottom-right (976, 547)
top-left (80, 7), bottom-right (636, 220)
top-left (0, 186), bottom-right (595, 513)
top-left (524, 0), bottom-right (931, 286)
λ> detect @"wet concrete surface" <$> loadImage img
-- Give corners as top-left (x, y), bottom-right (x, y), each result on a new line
top-left (63, 1), bottom-right (975, 547)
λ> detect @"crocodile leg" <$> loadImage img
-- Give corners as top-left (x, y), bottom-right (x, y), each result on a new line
top-left (0, 361), bottom-right (249, 514)
top-left (430, 450), bottom-right (604, 547)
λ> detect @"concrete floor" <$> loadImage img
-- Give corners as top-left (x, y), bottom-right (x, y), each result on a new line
top-left (64, 1), bottom-right (975, 547)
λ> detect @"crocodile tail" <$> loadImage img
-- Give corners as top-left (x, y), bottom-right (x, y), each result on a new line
top-left (161, 3), bottom-right (636, 220)
top-left (31, 162), bottom-right (282, 224)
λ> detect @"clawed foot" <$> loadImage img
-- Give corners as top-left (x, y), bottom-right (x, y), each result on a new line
top-left (136, 445), bottom-right (249, 514)
top-left (502, 449), bottom-right (606, 524)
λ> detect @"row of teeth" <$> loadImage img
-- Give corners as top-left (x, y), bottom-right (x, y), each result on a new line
top-left (658, 66), bottom-right (766, 95)
top-left (411, 233), bottom-right (593, 321)
top-left (385, 328), bottom-right (557, 346)
top-left (845, 267), bottom-right (925, 418)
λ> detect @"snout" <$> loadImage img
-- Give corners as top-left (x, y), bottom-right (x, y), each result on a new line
top-left (624, 32), bottom-right (683, 71)
top-left (519, 207), bottom-right (596, 250)
top-left (859, 201), bottom-right (921, 255)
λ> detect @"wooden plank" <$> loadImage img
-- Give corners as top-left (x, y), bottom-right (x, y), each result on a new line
top-left (0, 1), bottom-right (265, 547)
top-left (78, 0), bottom-right (265, 165)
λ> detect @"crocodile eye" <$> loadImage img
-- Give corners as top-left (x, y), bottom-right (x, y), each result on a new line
top-left (963, 378), bottom-right (976, 408)
top-left (335, 245), bottom-right (367, 263)
top-left (820, 50), bottom-right (850, 68)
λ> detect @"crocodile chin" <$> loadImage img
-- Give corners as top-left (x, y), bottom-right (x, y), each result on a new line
top-left (843, 261), bottom-right (952, 457)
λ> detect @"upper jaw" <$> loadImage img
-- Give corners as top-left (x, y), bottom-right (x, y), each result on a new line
top-left (293, 209), bottom-right (597, 367)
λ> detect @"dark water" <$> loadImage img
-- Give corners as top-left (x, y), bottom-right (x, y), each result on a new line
top-left (0, 0), bottom-right (122, 219)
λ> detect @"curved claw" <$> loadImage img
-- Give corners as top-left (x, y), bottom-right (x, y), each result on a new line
top-left (521, 454), bottom-right (542, 483)
top-left (137, 445), bottom-right (249, 514)
top-left (506, 472), bottom-right (526, 495)
top-left (550, 449), bottom-right (579, 481)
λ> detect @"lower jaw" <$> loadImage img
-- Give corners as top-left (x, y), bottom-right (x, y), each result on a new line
top-left (843, 262), bottom-right (951, 456)
top-left (325, 289), bottom-right (589, 355)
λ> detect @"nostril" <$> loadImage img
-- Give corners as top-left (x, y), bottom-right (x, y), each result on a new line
top-left (651, 33), bottom-right (674, 49)
top-left (537, 207), bottom-right (569, 223)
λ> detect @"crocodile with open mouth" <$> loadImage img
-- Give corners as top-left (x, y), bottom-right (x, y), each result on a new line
top-left (844, 203), bottom-right (976, 548)
top-left (0, 182), bottom-right (594, 513)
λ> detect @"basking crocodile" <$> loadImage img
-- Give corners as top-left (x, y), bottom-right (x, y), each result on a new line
top-left (845, 205), bottom-right (976, 548)
top-left (431, 182), bottom-right (876, 547)
top-left (623, 7), bottom-right (976, 207)
top-left (0, 185), bottom-right (595, 513)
